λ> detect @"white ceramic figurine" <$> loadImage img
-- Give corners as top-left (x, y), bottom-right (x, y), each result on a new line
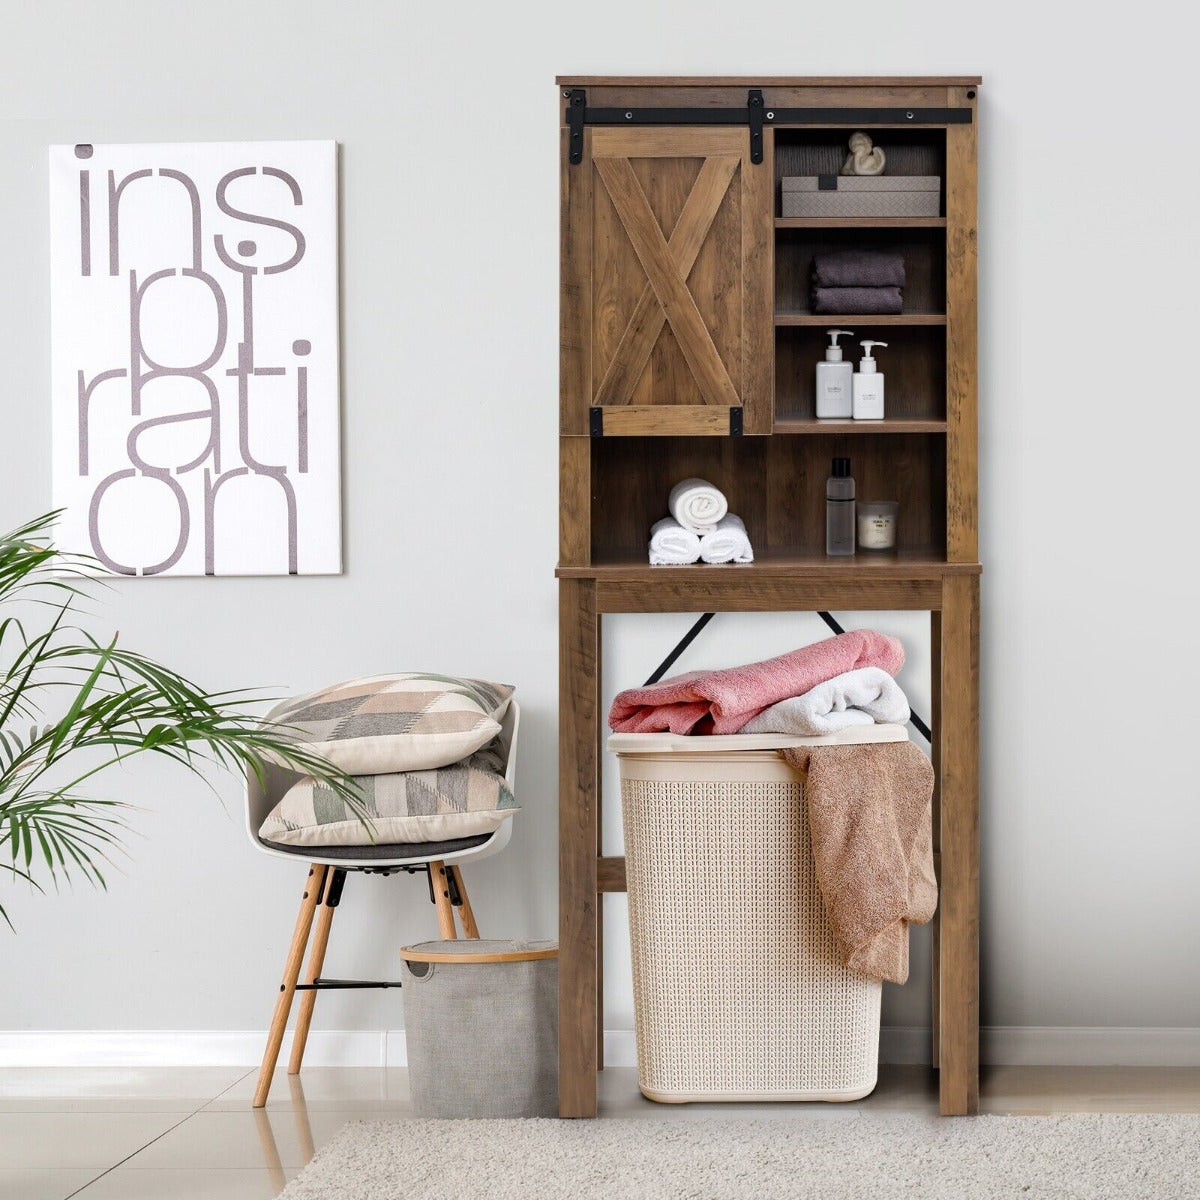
top-left (841, 131), bottom-right (886, 176)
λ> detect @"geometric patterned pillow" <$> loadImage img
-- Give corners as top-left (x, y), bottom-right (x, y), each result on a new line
top-left (265, 673), bottom-right (514, 774)
top-left (258, 742), bottom-right (519, 847)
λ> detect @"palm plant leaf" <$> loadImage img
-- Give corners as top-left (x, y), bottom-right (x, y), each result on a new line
top-left (0, 513), bottom-right (368, 926)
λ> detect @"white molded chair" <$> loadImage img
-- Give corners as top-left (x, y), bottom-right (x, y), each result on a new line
top-left (246, 701), bottom-right (519, 1107)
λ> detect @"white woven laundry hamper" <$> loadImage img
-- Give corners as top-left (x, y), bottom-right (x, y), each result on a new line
top-left (609, 725), bottom-right (908, 1104)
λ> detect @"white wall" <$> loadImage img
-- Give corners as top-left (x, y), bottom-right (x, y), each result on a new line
top-left (2, 0), bottom-right (1198, 1057)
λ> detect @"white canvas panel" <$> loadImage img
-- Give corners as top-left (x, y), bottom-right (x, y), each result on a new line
top-left (49, 140), bottom-right (341, 576)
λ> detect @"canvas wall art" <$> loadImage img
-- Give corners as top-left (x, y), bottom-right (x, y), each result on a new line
top-left (49, 140), bottom-right (341, 576)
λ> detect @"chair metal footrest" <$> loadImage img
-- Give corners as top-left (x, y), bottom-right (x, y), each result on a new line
top-left (295, 977), bottom-right (402, 990)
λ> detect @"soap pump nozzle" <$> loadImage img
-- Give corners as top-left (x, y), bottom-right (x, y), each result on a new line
top-left (859, 340), bottom-right (888, 373)
top-left (824, 329), bottom-right (854, 362)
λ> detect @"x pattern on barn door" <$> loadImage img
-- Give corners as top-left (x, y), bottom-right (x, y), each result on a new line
top-left (571, 127), bottom-right (772, 436)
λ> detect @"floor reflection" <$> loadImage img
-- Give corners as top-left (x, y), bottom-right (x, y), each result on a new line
top-left (253, 1074), bottom-right (317, 1190)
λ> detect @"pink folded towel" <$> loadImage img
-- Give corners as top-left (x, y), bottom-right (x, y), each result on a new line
top-left (608, 631), bottom-right (905, 735)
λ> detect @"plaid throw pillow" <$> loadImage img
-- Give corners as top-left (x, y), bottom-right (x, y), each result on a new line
top-left (266, 674), bottom-right (514, 774)
top-left (259, 742), bottom-right (519, 847)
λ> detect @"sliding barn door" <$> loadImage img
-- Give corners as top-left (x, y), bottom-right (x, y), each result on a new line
top-left (561, 127), bottom-right (773, 436)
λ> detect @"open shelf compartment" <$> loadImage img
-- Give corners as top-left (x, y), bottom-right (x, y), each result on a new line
top-left (776, 226), bottom-right (946, 318)
top-left (774, 128), bottom-right (947, 219)
top-left (590, 434), bottom-right (946, 564)
top-left (776, 323), bottom-right (946, 425)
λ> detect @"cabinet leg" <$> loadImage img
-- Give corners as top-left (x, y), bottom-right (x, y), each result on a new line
top-left (937, 576), bottom-right (980, 1115)
top-left (930, 609), bottom-right (942, 1071)
top-left (559, 579), bottom-right (599, 1117)
top-left (596, 607), bottom-right (605, 1074)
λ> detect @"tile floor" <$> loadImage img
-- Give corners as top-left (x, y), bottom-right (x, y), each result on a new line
top-left (2, 1064), bottom-right (1198, 1199)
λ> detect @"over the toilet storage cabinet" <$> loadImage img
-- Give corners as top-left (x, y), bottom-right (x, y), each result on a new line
top-left (557, 77), bottom-right (981, 1115)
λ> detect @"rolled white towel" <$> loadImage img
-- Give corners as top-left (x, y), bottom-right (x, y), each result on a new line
top-left (649, 517), bottom-right (701, 566)
top-left (739, 667), bottom-right (911, 736)
top-left (668, 477), bottom-right (728, 534)
top-left (698, 513), bottom-right (754, 564)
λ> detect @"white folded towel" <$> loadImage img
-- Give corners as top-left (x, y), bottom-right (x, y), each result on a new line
top-left (739, 667), bottom-right (911, 736)
top-left (698, 513), bottom-right (755, 564)
top-left (669, 477), bottom-right (728, 534)
top-left (649, 517), bottom-right (701, 566)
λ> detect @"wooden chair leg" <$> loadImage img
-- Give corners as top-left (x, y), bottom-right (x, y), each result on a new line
top-left (254, 864), bottom-right (327, 1108)
top-left (448, 866), bottom-right (480, 938)
top-left (288, 868), bottom-right (343, 1076)
top-left (428, 860), bottom-right (458, 940)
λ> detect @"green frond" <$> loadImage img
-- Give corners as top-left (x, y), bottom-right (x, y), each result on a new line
top-left (1, 512), bottom-right (366, 928)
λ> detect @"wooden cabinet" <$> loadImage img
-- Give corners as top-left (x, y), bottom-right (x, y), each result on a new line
top-left (557, 77), bottom-right (981, 1118)
top-left (561, 127), bottom-right (773, 436)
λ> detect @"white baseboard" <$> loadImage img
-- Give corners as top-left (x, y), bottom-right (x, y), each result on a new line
top-left (980, 1026), bottom-right (1200, 1067)
top-left (2, 1027), bottom-right (1198, 1069)
top-left (0, 1030), bottom-right (407, 1069)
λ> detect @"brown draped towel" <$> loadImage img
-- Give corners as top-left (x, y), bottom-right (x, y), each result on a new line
top-left (780, 742), bottom-right (937, 984)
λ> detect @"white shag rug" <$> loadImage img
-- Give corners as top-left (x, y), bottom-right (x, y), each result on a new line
top-left (278, 1114), bottom-right (1200, 1199)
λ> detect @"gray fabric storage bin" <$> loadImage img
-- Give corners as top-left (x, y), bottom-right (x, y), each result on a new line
top-left (399, 939), bottom-right (558, 1118)
top-left (782, 176), bottom-right (941, 218)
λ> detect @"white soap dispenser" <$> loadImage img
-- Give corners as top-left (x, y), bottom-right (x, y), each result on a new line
top-left (852, 340), bottom-right (888, 420)
top-left (816, 328), bottom-right (854, 419)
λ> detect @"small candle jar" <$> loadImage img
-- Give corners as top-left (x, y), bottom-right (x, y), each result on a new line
top-left (857, 501), bottom-right (898, 551)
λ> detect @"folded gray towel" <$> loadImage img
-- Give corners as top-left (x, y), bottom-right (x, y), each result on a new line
top-left (813, 250), bottom-right (906, 289)
top-left (811, 286), bottom-right (903, 315)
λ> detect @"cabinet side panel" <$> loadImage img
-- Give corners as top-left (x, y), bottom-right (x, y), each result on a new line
top-left (945, 92), bottom-right (978, 561)
top-left (560, 435), bottom-right (591, 566)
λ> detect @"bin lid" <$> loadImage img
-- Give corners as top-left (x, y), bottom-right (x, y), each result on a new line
top-left (782, 175), bottom-right (941, 192)
top-left (606, 723), bottom-right (909, 755)
top-left (399, 939), bottom-right (557, 965)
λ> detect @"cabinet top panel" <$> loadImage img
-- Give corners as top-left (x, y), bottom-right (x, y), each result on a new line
top-left (555, 75), bottom-right (982, 87)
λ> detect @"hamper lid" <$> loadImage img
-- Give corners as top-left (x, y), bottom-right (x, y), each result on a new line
top-left (400, 939), bottom-right (557, 965)
top-left (607, 723), bottom-right (909, 755)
